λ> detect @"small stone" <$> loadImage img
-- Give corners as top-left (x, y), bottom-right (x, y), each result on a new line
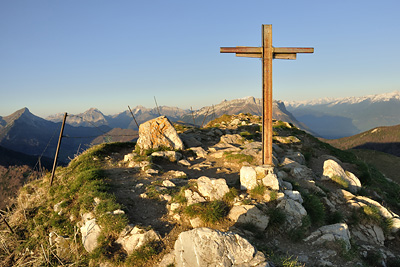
top-left (162, 180), bottom-right (176, 187)
top-left (178, 159), bottom-right (191, 166)
top-left (113, 209), bottom-right (125, 215)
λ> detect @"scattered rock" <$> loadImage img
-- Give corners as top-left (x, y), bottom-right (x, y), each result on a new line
top-left (151, 151), bottom-right (182, 162)
top-left (116, 225), bottom-right (161, 255)
top-left (228, 205), bottom-right (270, 230)
top-left (321, 159), bottom-right (361, 193)
top-left (189, 146), bottom-right (208, 158)
top-left (162, 180), bottom-right (176, 187)
top-left (178, 159), bottom-right (191, 166)
top-left (240, 166), bottom-right (257, 191)
top-left (136, 116), bottom-right (184, 151)
top-left (185, 189), bottom-right (206, 205)
top-left (277, 199), bottom-right (307, 229)
top-left (174, 227), bottom-right (268, 267)
top-left (196, 176), bottom-right (230, 201)
top-left (304, 223), bottom-right (351, 251)
top-left (262, 172), bottom-right (280, 191)
top-left (352, 224), bottom-right (385, 246)
top-left (220, 134), bottom-right (243, 144)
top-left (80, 212), bottom-right (101, 253)
top-left (49, 232), bottom-right (73, 261)
top-left (284, 190), bottom-right (303, 204)
top-left (123, 153), bottom-right (136, 162)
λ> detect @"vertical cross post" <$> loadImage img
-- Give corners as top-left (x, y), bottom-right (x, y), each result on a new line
top-left (262, 25), bottom-right (273, 165)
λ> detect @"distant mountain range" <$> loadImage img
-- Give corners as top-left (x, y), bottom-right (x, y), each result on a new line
top-left (2, 91), bottom-right (400, 167)
top-left (0, 108), bottom-right (116, 164)
top-left (285, 91), bottom-right (400, 139)
top-left (46, 97), bottom-right (311, 133)
top-left (47, 106), bottom-right (188, 130)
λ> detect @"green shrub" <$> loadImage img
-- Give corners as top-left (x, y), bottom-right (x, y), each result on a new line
top-left (302, 194), bottom-right (326, 226)
top-left (223, 187), bottom-right (239, 204)
top-left (327, 211), bottom-right (344, 224)
top-left (250, 184), bottom-right (266, 198)
top-left (267, 207), bottom-right (286, 228)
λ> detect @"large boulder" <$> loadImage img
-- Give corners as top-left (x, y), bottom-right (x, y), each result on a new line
top-left (197, 176), bottom-right (230, 201)
top-left (136, 116), bottom-right (184, 151)
top-left (116, 225), bottom-right (161, 255)
top-left (80, 212), bottom-right (101, 253)
top-left (321, 159), bottom-right (361, 193)
top-left (174, 227), bottom-right (269, 267)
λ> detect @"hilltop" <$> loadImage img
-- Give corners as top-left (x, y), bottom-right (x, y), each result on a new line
top-left (323, 124), bottom-right (400, 157)
top-left (1, 114), bottom-right (400, 266)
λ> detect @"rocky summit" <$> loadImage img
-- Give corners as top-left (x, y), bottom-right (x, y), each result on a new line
top-left (1, 113), bottom-right (400, 267)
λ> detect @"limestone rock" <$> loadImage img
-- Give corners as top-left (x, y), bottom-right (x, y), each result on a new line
top-left (240, 166), bottom-right (257, 191)
top-left (189, 146), bottom-right (208, 158)
top-left (321, 159), bottom-right (361, 193)
top-left (197, 176), bottom-right (230, 201)
top-left (352, 224), bottom-right (385, 246)
top-left (124, 153), bottom-right (136, 162)
top-left (185, 189), bottom-right (206, 205)
top-left (304, 223), bottom-right (351, 251)
top-left (277, 199), bottom-right (307, 229)
top-left (284, 151), bottom-right (306, 165)
top-left (49, 232), bottom-right (73, 261)
top-left (262, 173), bottom-right (280, 191)
top-left (274, 136), bottom-right (301, 144)
top-left (80, 212), bottom-right (101, 252)
top-left (290, 165), bottom-right (314, 180)
top-left (181, 135), bottom-right (202, 147)
top-left (284, 190), bottom-right (303, 204)
top-left (151, 151), bottom-right (182, 162)
top-left (116, 225), bottom-right (161, 255)
top-left (162, 180), bottom-right (176, 187)
top-left (174, 228), bottom-right (269, 267)
top-left (228, 205), bottom-right (270, 230)
top-left (136, 116), bottom-right (184, 151)
top-left (220, 134), bottom-right (243, 144)
top-left (178, 159), bottom-right (191, 166)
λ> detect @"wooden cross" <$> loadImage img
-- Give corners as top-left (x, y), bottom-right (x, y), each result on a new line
top-left (220, 24), bottom-right (313, 165)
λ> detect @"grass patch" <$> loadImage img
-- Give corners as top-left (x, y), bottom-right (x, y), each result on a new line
top-left (224, 152), bottom-right (254, 164)
top-left (223, 187), bottom-right (239, 204)
top-left (7, 142), bottom-right (136, 266)
top-left (249, 184), bottom-right (266, 201)
top-left (330, 175), bottom-right (350, 189)
top-left (184, 200), bottom-right (229, 224)
top-left (126, 241), bottom-right (163, 267)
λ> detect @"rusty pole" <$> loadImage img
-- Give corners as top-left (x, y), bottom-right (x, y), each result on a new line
top-left (128, 105), bottom-right (140, 129)
top-left (50, 112), bottom-right (67, 187)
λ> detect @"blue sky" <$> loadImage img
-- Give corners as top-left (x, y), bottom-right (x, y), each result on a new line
top-left (1, 0), bottom-right (399, 117)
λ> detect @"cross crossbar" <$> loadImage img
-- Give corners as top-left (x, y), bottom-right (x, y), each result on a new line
top-left (220, 47), bottom-right (314, 54)
top-left (220, 24), bottom-right (313, 165)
